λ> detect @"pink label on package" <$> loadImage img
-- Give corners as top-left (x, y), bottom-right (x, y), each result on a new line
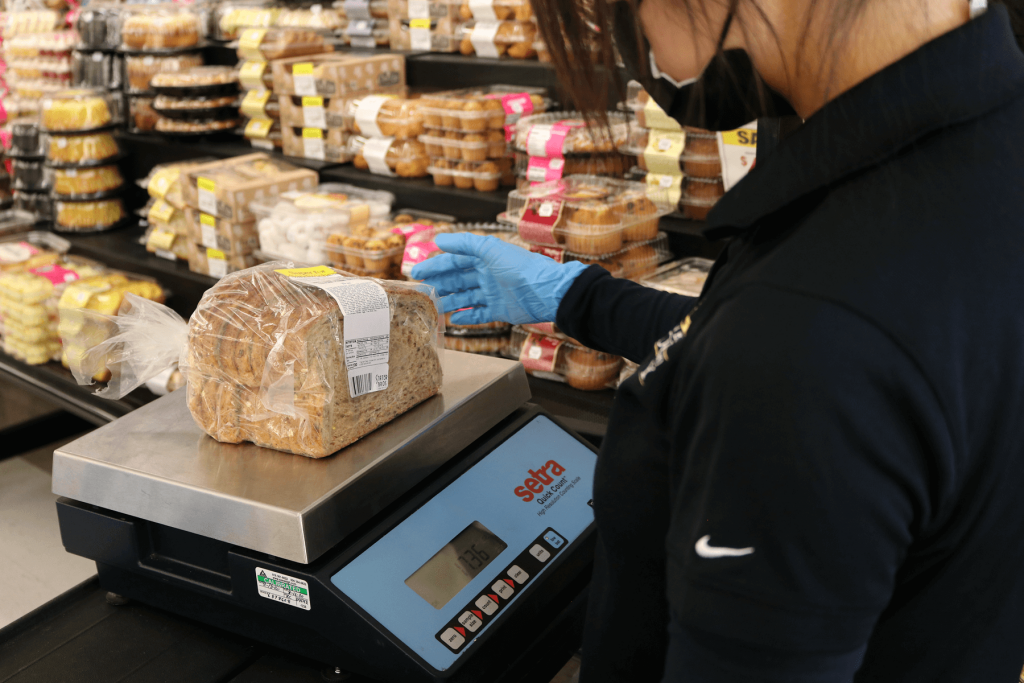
top-left (391, 222), bottom-right (435, 239)
top-left (529, 244), bottom-right (565, 262)
top-left (29, 264), bottom-right (81, 285)
top-left (526, 156), bottom-right (564, 184)
top-left (544, 123), bottom-right (571, 157)
top-left (401, 240), bottom-right (439, 277)
top-left (529, 322), bottom-right (558, 336)
top-left (0, 129), bottom-right (11, 150)
top-left (500, 92), bottom-right (534, 117)
top-left (526, 122), bottom-right (572, 158)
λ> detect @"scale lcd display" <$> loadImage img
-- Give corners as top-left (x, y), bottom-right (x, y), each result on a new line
top-left (405, 521), bottom-right (507, 609)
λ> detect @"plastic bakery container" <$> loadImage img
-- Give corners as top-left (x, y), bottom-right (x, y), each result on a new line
top-left (427, 158), bottom-right (507, 191)
top-left (418, 85), bottom-right (549, 132)
top-left (639, 257), bottom-right (713, 296)
top-left (513, 111), bottom-right (630, 156)
top-left (40, 88), bottom-right (121, 133)
top-left (506, 325), bottom-right (623, 391)
top-left (456, 20), bottom-right (537, 59)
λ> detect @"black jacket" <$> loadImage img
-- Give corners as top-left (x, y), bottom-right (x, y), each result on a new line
top-left (557, 7), bottom-right (1024, 681)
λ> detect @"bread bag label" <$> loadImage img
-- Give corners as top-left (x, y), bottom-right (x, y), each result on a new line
top-left (470, 21), bottom-right (501, 58)
top-left (244, 118), bottom-right (273, 138)
top-left (147, 199), bottom-right (175, 224)
top-left (469, 0), bottom-right (498, 19)
top-left (517, 198), bottom-right (562, 246)
top-left (147, 167), bottom-right (179, 198)
top-left (401, 240), bottom-right (439, 277)
top-left (362, 137), bottom-right (396, 177)
top-left (275, 267), bottom-right (391, 398)
top-left (29, 263), bottom-right (81, 286)
top-left (717, 122), bottom-right (757, 191)
top-left (292, 63), bottom-right (316, 96)
top-left (646, 173), bottom-right (682, 205)
top-left (239, 61), bottom-right (268, 90)
top-left (241, 89), bottom-right (271, 118)
top-left (642, 97), bottom-right (682, 131)
top-left (196, 177), bottom-right (217, 215)
top-left (238, 28), bottom-right (268, 61)
top-left (0, 241), bottom-right (38, 265)
top-left (520, 332), bottom-right (563, 372)
top-left (148, 228), bottom-right (177, 252)
top-left (354, 94), bottom-right (394, 138)
top-left (526, 155), bottom-right (564, 183)
top-left (302, 128), bottom-right (326, 160)
top-left (408, 0), bottom-right (430, 18)
top-left (644, 130), bottom-right (684, 175)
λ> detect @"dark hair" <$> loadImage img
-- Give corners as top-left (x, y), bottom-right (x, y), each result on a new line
top-left (530, 0), bottom-right (1024, 117)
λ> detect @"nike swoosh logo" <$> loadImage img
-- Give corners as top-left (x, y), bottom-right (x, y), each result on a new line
top-left (695, 535), bottom-right (754, 559)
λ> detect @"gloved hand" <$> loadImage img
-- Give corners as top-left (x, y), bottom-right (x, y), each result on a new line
top-left (411, 233), bottom-right (589, 325)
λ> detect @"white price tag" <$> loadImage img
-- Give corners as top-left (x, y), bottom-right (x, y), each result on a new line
top-left (343, 0), bottom-right (372, 19)
top-left (469, 0), bottom-right (497, 20)
top-left (302, 128), bottom-right (326, 160)
top-left (197, 177), bottom-right (217, 215)
top-left (470, 20), bottom-right (501, 58)
top-left (302, 96), bottom-right (327, 128)
top-left (526, 124), bottom-right (552, 157)
top-left (201, 223), bottom-right (217, 249)
top-left (410, 22), bottom-right (432, 50)
top-left (408, 0), bottom-right (430, 18)
top-left (207, 251), bottom-right (228, 278)
top-left (354, 95), bottom-right (391, 138)
top-left (292, 63), bottom-right (316, 96)
top-left (362, 137), bottom-right (396, 176)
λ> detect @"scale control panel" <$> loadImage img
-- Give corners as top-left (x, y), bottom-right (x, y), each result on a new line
top-left (436, 528), bottom-right (564, 652)
top-left (331, 415), bottom-right (596, 672)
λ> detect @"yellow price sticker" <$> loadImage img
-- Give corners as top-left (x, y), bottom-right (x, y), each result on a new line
top-left (148, 228), bottom-right (177, 251)
top-left (720, 128), bottom-right (757, 147)
top-left (292, 63), bottom-right (314, 75)
top-left (410, 18), bottom-right (431, 29)
top-left (241, 88), bottom-right (271, 117)
top-left (197, 177), bottom-right (216, 193)
top-left (207, 248), bottom-right (227, 260)
top-left (302, 128), bottom-right (324, 139)
top-left (275, 265), bottom-right (336, 277)
top-left (147, 199), bottom-right (176, 224)
top-left (301, 96), bottom-right (323, 108)
top-left (200, 212), bottom-right (217, 227)
top-left (244, 118), bottom-right (274, 138)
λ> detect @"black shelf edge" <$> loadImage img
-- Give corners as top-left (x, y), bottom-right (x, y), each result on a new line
top-left (406, 53), bottom-right (561, 92)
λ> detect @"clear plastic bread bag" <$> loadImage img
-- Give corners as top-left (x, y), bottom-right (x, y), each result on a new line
top-left (68, 263), bottom-right (445, 458)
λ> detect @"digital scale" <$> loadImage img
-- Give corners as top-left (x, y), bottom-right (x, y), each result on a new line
top-left (52, 351), bottom-right (599, 683)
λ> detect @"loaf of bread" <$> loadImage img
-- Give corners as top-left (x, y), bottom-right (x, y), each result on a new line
top-left (186, 264), bottom-right (443, 457)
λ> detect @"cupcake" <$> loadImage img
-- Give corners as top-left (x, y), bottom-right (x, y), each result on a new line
top-left (565, 201), bottom-right (621, 255)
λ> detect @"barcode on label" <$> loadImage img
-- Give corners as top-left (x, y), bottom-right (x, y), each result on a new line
top-left (350, 372), bottom-right (373, 397)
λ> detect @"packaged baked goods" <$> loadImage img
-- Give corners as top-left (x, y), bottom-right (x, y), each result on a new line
top-left (49, 165), bottom-right (124, 198)
top-left (244, 119), bottom-right (283, 150)
top-left (14, 192), bottom-right (55, 221)
top-left (506, 325), bottom-right (622, 391)
top-left (185, 209), bottom-right (259, 255)
top-left (343, 18), bottom-right (391, 47)
top-left (213, 1), bottom-right (282, 41)
top-left (457, 20), bottom-right (537, 58)
top-left (47, 132), bottom-right (120, 166)
top-left (514, 111), bottom-right (631, 156)
top-left (240, 89), bottom-right (280, 119)
top-left (155, 118), bottom-right (242, 136)
top-left (518, 232), bottom-right (671, 280)
top-left (277, 6), bottom-right (347, 29)
top-left (139, 159), bottom-right (218, 209)
top-left (151, 66), bottom-right (239, 98)
top-left (252, 183), bottom-right (394, 263)
top-left (0, 231), bottom-right (69, 273)
top-left (145, 223), bottom-right (191, 261)
top-left (515, 151), bottom-right (631, 183)
top-left (152, 94), bottom-right (240, 120)
top-left (40, 88), bottom-right (118, 133)
top-left (121, 5), bottom-right (200, 51)
top-left (5, 10), bottom-right (62, 38)
top-left (428, 158), bottom-right (505, 191)
top-left (125, 52), bottom-right (203, 92)
top-left (76, 5), bottom-right (123, 50)
top-left (386, 17), bottom-right (463, 52)
top-left (272, 53), bottom-right (405, 97)
top-left (72, 51), bottom-right (124, 90)
top-left (640, 257), bottom-right (712, 296)
top-left (340, 95), bottom-right (423, 138)
top-left (457, 0), bottom-right (533, 20)
top-left (186, 242), bottom-right (258, 277)
top-left (54, 198), bottom-right (126, 232)
top-left (176, 265), bottom-right (444, 456)
top-left (443, 333), bottom-right (509, 355)
top-left (9, 123), bottom-right (47, 159)
top-left (145, 197), bottom-right (190, 236)
top-left (12, 160), bottom-right (51, 192)
top-left (322, 227), bottom-right (407, 277)
top-left (420, 129), bottom-right (508, 161)
top-left (236, 28), bottom-right (327, 61)
top-left (350, 137), bottom-right (430, 178)
top-left (182, 154), bottom-right (319, 222)
top-left (503, 175), bottom-right (674, 254)
top-left (419, 85), bottom-right (549, 133)
top-left (281, 126), bottom-right (352, 162)
top-left (238, 60), bottom-right (276, 91)
top-left (128, 96), bottom-right (160, 132)
top-left (388, 0), bottom-right (462, 19)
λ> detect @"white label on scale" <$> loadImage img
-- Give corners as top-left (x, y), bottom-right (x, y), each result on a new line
top-left (255, 567), bottom-right (311, 610)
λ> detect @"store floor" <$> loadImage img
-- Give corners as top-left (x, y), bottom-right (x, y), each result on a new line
top-left (0, 380), bottom-right (97, 630)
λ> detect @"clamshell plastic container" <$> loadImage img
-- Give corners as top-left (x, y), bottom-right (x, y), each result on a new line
top-left (387, 18), bottom-right (462, 53)
top-left (125, 51), bottom-right (203, 93)
top-left (9, 122), bottom-right (47, 159)
top-left (350, 137), bottom-right (430, 177)
top-left (503, 175), bottom-right (674, 255)
top-left (457, 0), bottom-right (534, 21)
top-left (640, 257), bottom-right (713, 296)
top-left (421, 129), bottom-right (507, 161)
top-left (40, 88), bottom-right (120, 133)
top-left (277, 6), bottom-right (347, 28)
top-left (120, 5), bottom-right (201, 51)
top-left (427, 158), bottom-right (506, 191)
top-left (53, 197), bottom-right (127, 232)
top-left (154, 118), bottom-right (241, 136)
top-left (387, 0), bottom-right (462, 20)
top-left (457, 19), bottom-right (537, 58)
top-left (72, 51), bottom-right (124, 90)
top-left (213, 1), bottom-right (281, 41)
top-left (76, 5), bottom-right (123, 50)
top-left (0, 230), bottom-right (69, 270)
top-left (343, 18), bottom-right (390, 47)
top-left (517, 232), bottom-right (671, 279)
top-left (280, 126), bottom-right (352, 161)
top-left (513, 111), bottom-right (631, 156)
top-left (47, 132), bottom-right (121, 167)
top-left (48, 165), bottom-right (125, 199)
top-left (506, 325), bottom-right (623, 391)
top-left (514, 150), bottom-right (630, 181)
top-left (341, 95), bottom-right (424, 138)
top-left (153, 94), bottom-right (240, 120)
top-left (235, 28), bottom-right (326, 61)
top-left (150, 66), bottom-right (239, 98)
top-left (12, 160), bottom-right (51, 192)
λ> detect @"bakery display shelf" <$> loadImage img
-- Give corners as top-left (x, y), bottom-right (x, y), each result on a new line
top-left (0, 349), bottom-right (153, 427)
top-left (62, 225), bottom-right (217, 318)
top-left (116, 132), bottom-right (341, 173)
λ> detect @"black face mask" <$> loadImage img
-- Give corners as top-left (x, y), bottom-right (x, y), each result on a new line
top-left (612, 1), bottom-right (796, 131)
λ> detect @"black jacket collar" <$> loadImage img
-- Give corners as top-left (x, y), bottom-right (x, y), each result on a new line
top-left (705, 5), bottom-right (1024, 240)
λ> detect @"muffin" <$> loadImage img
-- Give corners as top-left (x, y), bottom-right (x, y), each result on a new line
top-left (683, 155), bottom-right (722, 178)
top-left (462, 133), bottom-right (488, 162)
top-left (686, 177), bottom-right (725, 200)
top-left (362, 238), bottom-right (391, 272)
top-left (423, 133), bottom-right (444, 157)
top-left (461, 100), bottom-right (488, 132)
top-left (484, 99), bottom-right (505, 129)
top-left (614, 244), bottom-right (658, 279)
top-left (473, 161), bottom-right (501, 191)
top-left (564, 346), bottom-right (622, 391)
top-left (684, 127), bottom-right (719, 156)
top-left (486, 129), bottom-right (506, 157)
top-left (421, 98), bottom-right (444, 128)
top-left (431, 158), bottom-right (455, 186)
top-left (48, 132), bottom-right (119, 164)
top-left (614, 190), bottom-right (661, 241)
top-left (453, 162), bottom-right (475, 189)
top-left (565, 201), bottom-right (621, 254)
top-left (443, 131), bottom-right (463, 160)
top-left (441, 102), bottom-right (462, 130)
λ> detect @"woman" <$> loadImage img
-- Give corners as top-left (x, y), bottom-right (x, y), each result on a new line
top-left (413, 0), bottom-right (1024, 678)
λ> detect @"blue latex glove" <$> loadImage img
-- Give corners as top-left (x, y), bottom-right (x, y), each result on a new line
top-left (411, 233), bottom-right (588, 325)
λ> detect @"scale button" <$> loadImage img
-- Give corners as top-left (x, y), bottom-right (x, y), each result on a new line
top-left (492, 580), bottom-right (514, 599)
top-left (459, 611), bottom-right (483, 632)
top-left (544, 531), bottom-right (565, 548)
top-left (476, 595), bottom-right (498, 615)
top-left (507, 565), bottom-right (529, 584)
top-left (440, 628), bottom-right (465, 650)
top-left (530, 544), bottom-right (551, 562)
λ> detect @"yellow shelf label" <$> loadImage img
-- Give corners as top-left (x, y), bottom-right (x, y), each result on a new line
top-left (197, 177), bottom-right (216, 192)
top-left (275, 265), bottom-right (336, 277)
top-left (302, 128), bottom-right (324, 139)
